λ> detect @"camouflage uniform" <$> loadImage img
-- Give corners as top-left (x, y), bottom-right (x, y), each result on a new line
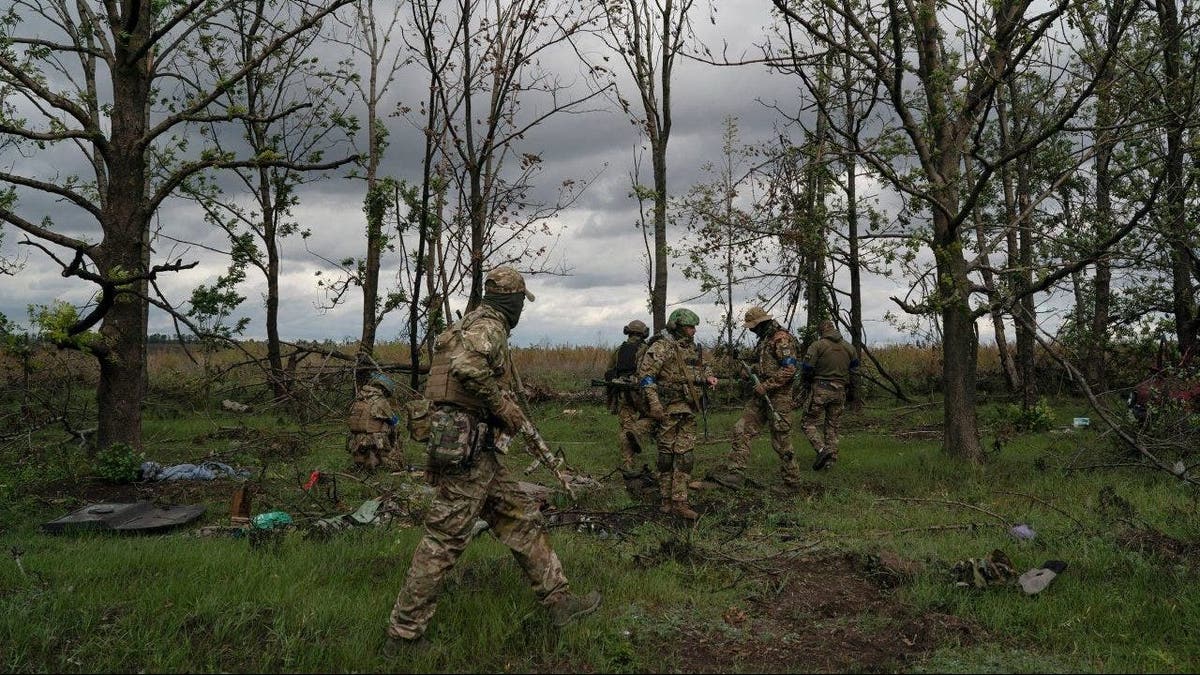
top-left (347, 380), bottom-right (399, 470)
top-left (389, 268), bottom-right (591, 642)
top-left (606, 333), bottom-right (655, 469)
top-left (638, 314), bottom-right (712, 514)
top-left (727, 312), bottom-right (802, 484)
top-left (801, 322), bottom-right (859, 466)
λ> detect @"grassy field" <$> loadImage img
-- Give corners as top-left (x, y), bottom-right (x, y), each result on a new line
top-left (1, 389), bottom-right (1197, 673)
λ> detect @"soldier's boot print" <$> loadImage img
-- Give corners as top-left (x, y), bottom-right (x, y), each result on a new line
top-left (548, 590), bottom-right (603, 627)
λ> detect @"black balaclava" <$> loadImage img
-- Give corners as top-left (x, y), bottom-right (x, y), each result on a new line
top-left (751, 319), bottom-right (776, 340)
top-left (482, 292), bottom-right (526, 329)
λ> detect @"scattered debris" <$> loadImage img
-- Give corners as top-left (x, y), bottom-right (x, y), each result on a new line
top-left (950, 549), bottom-right (1016, 588)
top-left (1018, 560), bottom-right (1068, 595)
top-left (140, 460), bottom-right (251, 481)
top-left (854, 551), bottom-right (925, 589)
top-left (1009, 523), bottom-right (1037, 541)
top-left (42, 501), bottom-right (206, 534)
top-left (252, 511), bottom-right (293, 530)
top-left (221, 399), bottom-right (254, 413)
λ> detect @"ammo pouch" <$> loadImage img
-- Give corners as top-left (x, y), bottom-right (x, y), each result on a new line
top-left (426, 408), bottom-right (479, 473)
top-left (405, 398), bottom-right (432, 443)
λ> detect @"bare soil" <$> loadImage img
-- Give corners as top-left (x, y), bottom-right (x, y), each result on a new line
top-left (667, 553), bottom-right (982, 673)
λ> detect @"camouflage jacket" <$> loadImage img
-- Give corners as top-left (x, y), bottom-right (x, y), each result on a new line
top-left (348, 384), bottom-right (395, 433)
top-left (638, 333), bottom-right (712, 415)
top-left (803, 327), bottom-right (858, 384)
top-left (430, 304), bottom-right (511, 415)
top-left (753, 328), bottom-right (800, 394)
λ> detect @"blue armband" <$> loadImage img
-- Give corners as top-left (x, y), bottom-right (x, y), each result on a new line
top-left (780, 356), bottom-right (798, 367)
top-left (388, 414), bottom-right (400, 426)
top-left (801, 363), bottom-right (814, 374)
top-left (849, 359), bottom-right (861, 371)
top-left (639, 376), bottom-right (656, 387)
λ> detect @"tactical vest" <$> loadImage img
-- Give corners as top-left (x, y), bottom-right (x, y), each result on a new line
top-left (348, 399), bottom-right (385, 433)
top-left (607, 340), bottom-right (641, 380)
top-left (422, 312), bottom-right (493, 414)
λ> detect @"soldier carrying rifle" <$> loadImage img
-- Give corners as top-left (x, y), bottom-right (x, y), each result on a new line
top-left (638, 308), bottom-right (717, 520)
top-left (598, 319), bottom-right (655, 470)
top-left (386, 267), bottom-right (601, 653)
top-left (715, 306), bottom-right (804, 488)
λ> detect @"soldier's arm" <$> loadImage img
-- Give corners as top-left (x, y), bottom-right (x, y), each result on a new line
top-left (762, 332), bottom-right (798, 391)
top-left (638, 344), bottom-right (667, 417)
top-left (450, 323), bottom-right (507, 413)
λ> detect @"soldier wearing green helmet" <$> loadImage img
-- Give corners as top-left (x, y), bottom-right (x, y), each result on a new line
top-left (637, 307), bottom-right (717, 520)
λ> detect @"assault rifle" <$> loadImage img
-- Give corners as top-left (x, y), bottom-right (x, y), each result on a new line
top-left (738, 360), bottom-right (782, 425)
top-left (590, 378), bottom-right (639, 391)
top-left (495, 418), bottom-right (576, 499)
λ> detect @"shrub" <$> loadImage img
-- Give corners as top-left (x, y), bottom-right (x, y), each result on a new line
top-left (94, 442), bottom-right (144, 483)
top-left (1000, 398), bottom-right (1056, 432)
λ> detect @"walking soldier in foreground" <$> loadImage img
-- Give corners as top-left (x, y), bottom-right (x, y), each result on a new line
top-left (801, 319), bottom-right (860, 471)
top-left (386, 267), bottom-right (601, 651)
top-left (638, 308), bottom-right (717, 520)
top-left (721, 306), bottom-right (803, 487)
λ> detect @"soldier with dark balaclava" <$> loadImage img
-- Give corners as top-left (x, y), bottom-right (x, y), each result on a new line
top-left (801, 319), bottom-right (860, 471)
top-left (605, 319), bottom-right (654, 470)
top-left (347, 372), bottom-right (400, 471)
top-left (720, 306), bottom-right (802, 486)
top-left (386, 267), bottom-right (601, 652)
top-left (637, 308), bottom-right (717, 520)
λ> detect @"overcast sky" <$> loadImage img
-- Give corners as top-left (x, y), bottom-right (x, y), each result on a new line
top-left (0, 0), bottom-right (1033, 349)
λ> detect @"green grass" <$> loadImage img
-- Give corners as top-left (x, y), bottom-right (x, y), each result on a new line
top-left (1, 396), bottom-right (1197, 672)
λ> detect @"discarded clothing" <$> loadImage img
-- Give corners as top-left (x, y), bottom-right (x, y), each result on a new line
top-left (1018, 568), bottom-right (1057, 594)
top-left (141, 461), bottom-right (251, 481)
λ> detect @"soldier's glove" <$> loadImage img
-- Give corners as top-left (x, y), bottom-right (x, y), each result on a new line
top-left (494, 396), bottom-right (526, 433)
top-left (753, 382), bottom-right (768, 398)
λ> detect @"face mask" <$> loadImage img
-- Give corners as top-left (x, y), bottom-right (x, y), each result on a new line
top-left (482, 292), bottom-right (526, 329)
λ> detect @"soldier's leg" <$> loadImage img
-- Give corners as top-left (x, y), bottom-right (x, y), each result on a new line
top-left (617, 406), bottom-right (639, 469)
top-left (726, 402), bottom-right (762, 473)
top-left (482, 453), bottom-right (570, 605)
top-left (768, 396), bottom-right (801, 484)
top-left (824, 392), bottom-right (847, 458)
top-left (388, 461), bottom-right (489, 640)
top-left (668, 417), bottom-right (699, 519)
top-left (656, 417), bottom-right (682, 507)
top-left (801, 394), bottom-right (827, 453)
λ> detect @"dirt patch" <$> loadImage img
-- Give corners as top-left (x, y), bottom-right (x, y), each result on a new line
top-left (669, 553), bottom-right (982, 673)
top-left (1116, 526), bottom-right (1198, 562)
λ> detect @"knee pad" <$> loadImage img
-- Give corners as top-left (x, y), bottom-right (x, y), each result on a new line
top-left (677, 451), bottom-right (695, 473)
top-left (657, 451), bottom-right (674, 473)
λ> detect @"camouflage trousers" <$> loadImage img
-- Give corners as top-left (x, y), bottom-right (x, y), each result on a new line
top-left (617, 404), bottom-right (657, 469)
top-left (655, 413), bottom-right (696, 503)
top-left (727, 394), bottom-right (801, 483)
top-left (388, 450), bottom-right (568, 640)
top-left (348, 431), bottom-right (398, 470)
top-left (801, 380), bottom-right (846, 456)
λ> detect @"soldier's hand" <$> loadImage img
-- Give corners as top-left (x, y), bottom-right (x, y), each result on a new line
top-left (647, 401), bottom-right (667, 423)
top-left (753, 383), bottom-right (768, 397)
top-left (705, 376), bottom-right (719, 389)
top-left (495, 396), bottom-right (526, 433)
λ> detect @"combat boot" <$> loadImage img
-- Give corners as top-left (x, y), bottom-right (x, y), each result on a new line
top-left (813, 449), bottom-right (837, 471)
top-left (549, 590), bottom-right (603, 627)
top-left (659, 498), bottom-right (672, 514)
top-left (670, 500), bottom-right (699, 520)
top-left (382, 634), bottom-right (432, 658)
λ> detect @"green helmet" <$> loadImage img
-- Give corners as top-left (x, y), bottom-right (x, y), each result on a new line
top-left (666, 308), bottom-right (700, 331)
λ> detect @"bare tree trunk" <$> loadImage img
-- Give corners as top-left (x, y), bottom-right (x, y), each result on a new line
top-left (966, 156), bottom-right (1019, 392)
